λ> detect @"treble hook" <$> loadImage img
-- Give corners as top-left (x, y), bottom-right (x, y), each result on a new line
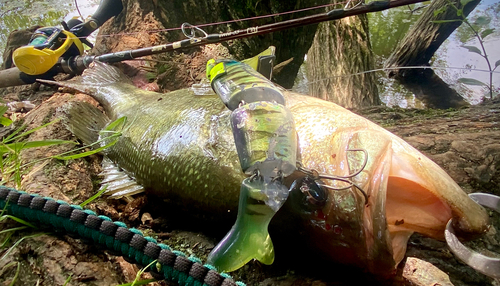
top-left (249, 168), bottom-right (262, 182)
top-left (296, 148), bottom-right (369, 204)
top-left (181, 22), bottom-right (208, 39)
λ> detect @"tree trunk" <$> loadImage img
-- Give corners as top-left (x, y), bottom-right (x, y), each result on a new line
top-left (385, 0), bottom-right (480, 109)
top-left (307, 1), bottom-right (380, 108)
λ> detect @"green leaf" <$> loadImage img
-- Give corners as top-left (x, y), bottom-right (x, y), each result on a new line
top-left (0, 105), bottom-right (7, 117)
top-left (432, 19), bottom-right (463, 24)
top-left (456, 9), bottom-right (463, 17)
top-left (0, 105), bottom-right (11, 127)
top-left (103, 116), bottom-right (127, 132)
top-left (495, 59), bottom-right (500, 69)
top-left (474, 16), bottom-right (491, 26)
top-left (433, 7), bottom-right (447, 17)
top-left (461, 45), bottom-right (482, 55)
top-left (480, 28), bottom-right (495, 39)
top-left (0, 117), bottom-right (12, 127)
top-left (0, 140), bottom-right (75, 153)
top-left (457, 77), bottom-right (488, 86)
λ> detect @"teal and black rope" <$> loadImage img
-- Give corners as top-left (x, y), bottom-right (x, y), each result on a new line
top-left (0, 186), bottom-right (245, 286)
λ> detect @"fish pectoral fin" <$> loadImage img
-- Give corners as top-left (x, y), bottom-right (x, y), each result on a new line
top-left (58, 101), bottom-right (109, 146)
top-left (206, 217), bottom-right (274, 272)
top-left (100, 157), bottom-right (145, 198)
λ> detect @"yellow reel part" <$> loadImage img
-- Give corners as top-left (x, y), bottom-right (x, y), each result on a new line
top-left (13, 30), bottom-right (83, 75)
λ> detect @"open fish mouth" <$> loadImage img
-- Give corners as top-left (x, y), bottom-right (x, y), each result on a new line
top-left (292, 126), bottom-right (489, 275)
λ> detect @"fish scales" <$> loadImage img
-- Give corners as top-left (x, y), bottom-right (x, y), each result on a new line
top-left (100, 87), bottom-right (245, 213)
top-left (43, 61), bottom-right (489, 275)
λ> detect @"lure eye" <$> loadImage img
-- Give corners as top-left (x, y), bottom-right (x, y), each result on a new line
top-left (290, 176), bottom-right (328, 211)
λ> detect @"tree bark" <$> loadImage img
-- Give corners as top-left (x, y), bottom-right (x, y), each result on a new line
top-left (385, 0), bottom-right (481, 109)
top-left (307, 1), bottom-right (380, 108)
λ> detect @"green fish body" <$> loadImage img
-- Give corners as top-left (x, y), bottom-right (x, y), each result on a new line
top-left (45, 62), bottom-right (489, 275)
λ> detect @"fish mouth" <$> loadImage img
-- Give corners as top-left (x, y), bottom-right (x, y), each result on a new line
top-left (304, 130), bottom-right (489, 275)
top-left (312, 173), bottom-right (453, 275)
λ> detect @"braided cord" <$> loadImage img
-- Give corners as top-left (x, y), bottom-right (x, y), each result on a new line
top-left (0, 186), bottom-right (245, 286)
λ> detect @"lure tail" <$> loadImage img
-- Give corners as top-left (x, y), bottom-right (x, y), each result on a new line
top-left (207, 178), bottom-right (288, 272)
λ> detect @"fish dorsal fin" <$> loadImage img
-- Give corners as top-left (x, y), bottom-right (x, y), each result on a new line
top-left (58, 101), bottom-right (109, 146)
top-left (100, 157), bottom-right (145, 198)
top-left (79, 61), bottom-right (134, 86)
top-left (38, 61), bottom-right (133, 94)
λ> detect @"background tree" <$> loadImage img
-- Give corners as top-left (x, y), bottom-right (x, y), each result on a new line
top-left (307, 1), bottom-right (380, 108)
top-left (97, 0), bottom-right (328, 89)
top-left (385, 0), bottom-right (481, 109)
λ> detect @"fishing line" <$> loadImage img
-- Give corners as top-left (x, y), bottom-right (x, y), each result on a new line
top-left (304, 66), bottom-right (500, 86)
top-left (79, 1), bottom-right (350, 40)
top-left (75, 0), bottom-right (84, 21)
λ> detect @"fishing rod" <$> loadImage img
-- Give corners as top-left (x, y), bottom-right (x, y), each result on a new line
top-left (0, 0), bottom-right (427, 88)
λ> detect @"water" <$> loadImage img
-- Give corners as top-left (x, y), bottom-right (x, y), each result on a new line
top-left (294, 1), bottom-right (500, 107)
top-left (372, 0), bottom-right (500, 107)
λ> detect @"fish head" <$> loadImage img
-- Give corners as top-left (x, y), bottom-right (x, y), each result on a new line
top-left (279, 92), bottom-right (490, 275)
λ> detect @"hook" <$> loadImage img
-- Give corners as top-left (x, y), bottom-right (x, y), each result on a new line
top-left (296, 148), bottom-right (369, 204)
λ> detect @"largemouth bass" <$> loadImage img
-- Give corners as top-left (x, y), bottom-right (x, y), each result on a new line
top-left (42, 61), bottom-right (489, 276)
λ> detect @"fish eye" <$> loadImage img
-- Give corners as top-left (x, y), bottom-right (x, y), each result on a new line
top-left (290, 176), bottom-right (328, 211)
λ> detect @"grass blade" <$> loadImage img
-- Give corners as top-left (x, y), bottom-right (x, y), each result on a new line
top-left (8, 262), bottom-right (20, 286)
top-left (0, 232), bottom-right (47, 261)
top-left (53, 138), bottom-right (119, 160)
top-left (80, 185), bottom-right (108, 208)
top-left (4, 119), bottom-right (59, 143)
top-left (0, 215), bottom-right (38, 229)
top-left (0, 226), bottom-right (29, 235)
